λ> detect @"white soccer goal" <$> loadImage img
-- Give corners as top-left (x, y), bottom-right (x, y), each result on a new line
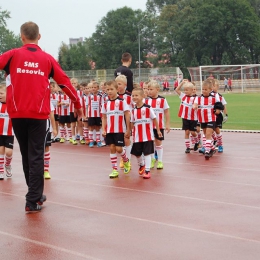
top-left (188, 65), bottom-right (260, 93)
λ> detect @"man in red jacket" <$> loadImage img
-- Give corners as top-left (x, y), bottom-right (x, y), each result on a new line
top-left (0, 21), bottom-right (83, 213)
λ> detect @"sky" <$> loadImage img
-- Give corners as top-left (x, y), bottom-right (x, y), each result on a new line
top-left (2, 0), bottom-right (147, 59)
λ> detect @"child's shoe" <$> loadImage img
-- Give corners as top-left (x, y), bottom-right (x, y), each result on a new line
top-left (139, 165), bottom-right (145, 175)
top-left (60, 138), bottom-right (65, 143)
top-left (89, 141), bottom-right (94, 148)
top-left (97, 141), bottom-right (103, 147)
top-left (5, 165), bottom-right (12, 177)
top-left (157, 161), bottom-right (163, 169)
top-left (150, 158), bottom-right (156, 169)
top-left (69, 138), bottom-right (73, 143)
top-left (71, 139), bottom-right (78, 145)
top-left (185, 148), bottom-right (191, 153)
top-left (44, 171), bottom-right (51, 179)
top-left (80, 139), bottom-right (86, 145)
top-left (193, 142), bottom-right (200, 151)
top-left (199, 147), bottom-right (205, 154)
top-left (205, 151), bottom-right (210, 160)
top-left (109, 169), bottom-right (119, 179)
top-left (123, 160), bottom-right (131, 174)
top-left (218, 146), bottom-right (223, 153)
top-left (37, 195), bottom-right (47, 205)
top-left (143, 171), bottom-right (151, 179)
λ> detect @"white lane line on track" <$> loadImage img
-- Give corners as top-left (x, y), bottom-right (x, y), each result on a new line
top-left (1, 191), bottom-right (260, 244)
top-left (0, 230), bottom-right (101, 260)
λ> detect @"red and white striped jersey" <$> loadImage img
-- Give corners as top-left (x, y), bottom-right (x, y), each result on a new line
top-left (194, 94), bottom-right (220, 123)
top-left (101, 92), bottom-right (110, 107)
top-left (118, 92), bottom-right (133, 108)
top-left (145, 96), bottom-right (169, 129)
top-left (70, 90), bottom-right (84, 112)
top-left (58, 93), bottom-right (70, 116)
top-left (50, 93), bottom-right (59, 115)
top-left (0, 102), bottom-right (13, 136)
top-left (211, 91), bottom-right (227, 105)
top-left (87, 93), bottom-right (102, 118)
top-left (131, 104), bottom-right (156, 143)
top-left (102, 97), bottom-right (129, 133)
top-left (178, 92), bottom-right (197, 120)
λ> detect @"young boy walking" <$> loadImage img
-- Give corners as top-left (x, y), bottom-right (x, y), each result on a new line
top-left (131, 88), bottom-right (162, 179)
top-left (101, 81), bottom-right (131, 178)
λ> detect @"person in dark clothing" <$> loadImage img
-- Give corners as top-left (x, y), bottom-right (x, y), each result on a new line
top-left (0, 21), bottom-right (83, 213)
top-left (114, 52), bottom-right (133, 93)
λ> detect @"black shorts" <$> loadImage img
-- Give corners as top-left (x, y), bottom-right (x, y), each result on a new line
top-left (45, 132), bottom-right (52, 147)
top-left (131, 141), bottom-right (154, 156)
top-left (54, 114), bottom-right (59, 122)
top-left (59, 115), bottom-right (71, 124)
top-left (182, 119), bottom-right (197, 131)
top-left (88, 117), bottom-right (102, 126)
top-left (215, 113), bottom-right (223, 129)
top-left (200, 121), bottom-right (216, 130)
top-left (70, 112), bottom-right (77, 123)
top-left (105, 133), bottom-right (125, 146)
top-left (0, 135), bottom-right (14, 149)
top-left (153, 129), bottom-right (164, 141)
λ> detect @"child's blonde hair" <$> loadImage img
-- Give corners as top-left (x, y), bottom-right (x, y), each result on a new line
top-left (203, 79), bottom-right (214, 89)
top-left (148, 80), bottom-right (160, 89)
top-left (106, 80), bottom-right (118, 89)
top-left (183, 82), bottom-right (194, 89)
top-left (115, 75), bottom-right (127, 84)
top-left (132, 87), bottom-right (144, 95)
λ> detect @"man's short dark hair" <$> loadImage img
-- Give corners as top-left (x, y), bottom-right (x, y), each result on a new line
top-left (121, 53), bottom-right (132, 62)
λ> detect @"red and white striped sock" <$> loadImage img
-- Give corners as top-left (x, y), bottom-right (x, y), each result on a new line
top-left (110, 154), bottom-right (117, 170)
top-left (120, 149), bottom-right (128, 162)
top-left (60, 127), bottom-right (65, 138)
top-left (217, 133), bottom-right (223, 146)
top-left (185, 139), bottom-right (190, 148)
top-left (44, 151), bottom-right (50, 172)
top-left (96, 131), bottom-right (101, 142)
top-left (205, 140), bottom-right (212, 153)
top-left (67, 127), bottom-right (72, 139)
top-left (0, 155), bottom-right (4, 173)
top-left (89, 131), bottom-right (94, 142)
top-left (5, 155), bottom-right (12, 167)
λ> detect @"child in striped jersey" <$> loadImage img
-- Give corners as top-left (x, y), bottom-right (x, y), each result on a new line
top-left (211, 79), bottom-right (228, 153)
top-left (115, 75), bottom-right (133, 168)
top-left (87, 81), bottom-right (102, 147)
top-left (101, 81), bottom-right (131, 178)
top-left (175, 80), bottom-right (199, 153)
top-left (0, 85), bottom-right (14, 180)
top-left (193, 79), bottom-right (220, 160)
top-left (131, 88), bottom-right (162, 179)
top-left (146, 80), bottom-right (170, 169)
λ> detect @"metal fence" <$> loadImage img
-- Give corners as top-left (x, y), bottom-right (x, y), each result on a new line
top-left (64, 67), bottom-right (183, 88)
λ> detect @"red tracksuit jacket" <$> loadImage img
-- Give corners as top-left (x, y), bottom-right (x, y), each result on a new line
top-left (0, 44), bottom-right (81, 119)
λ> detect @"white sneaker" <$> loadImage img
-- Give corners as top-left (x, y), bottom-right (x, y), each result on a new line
top-left (5, 165), bottom-right (12, 177)
top-left (0, 173), bottom-right (4, 180)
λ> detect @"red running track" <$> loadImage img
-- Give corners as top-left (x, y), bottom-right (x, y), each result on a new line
top-left (0, 131), bottom-right (260, 260)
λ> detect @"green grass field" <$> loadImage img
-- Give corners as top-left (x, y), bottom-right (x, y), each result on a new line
top-left (165, 93), bottom-right (260, 130)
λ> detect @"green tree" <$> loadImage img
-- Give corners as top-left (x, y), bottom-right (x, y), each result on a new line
top-left (155, 0), bottom-right (260, 66)
top-left (0, 7), bottom-right (21, 54)
top-left (58, 41), bottom-right (91, 71)
top-left (88, 7), bottom-right (147, 69)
